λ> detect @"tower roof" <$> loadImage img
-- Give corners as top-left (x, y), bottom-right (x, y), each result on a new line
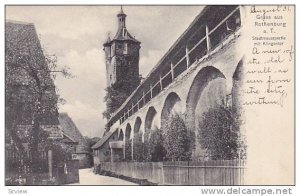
top-left (104, 6), bottom-right (140, 46)
top-left (113, 27), bottom-right (140, 43)
top-left (103, 34), bottom-right (111, 47)
top-left (117, 5), bottom-right (126, 17)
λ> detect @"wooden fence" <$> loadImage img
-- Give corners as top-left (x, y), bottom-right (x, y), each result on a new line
top-left (5, 149), bottom-right (79, 185)
top-left (100, 160), bottom-right (246, 185)
top-left (5, 149), bottom-right (48, 175)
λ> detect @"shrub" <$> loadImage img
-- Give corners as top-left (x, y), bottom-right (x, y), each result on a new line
top-left (132, 132), bottom-right (147, 162)
top-left (163, 114), bottom-right (191, 161)
top-left (124, 138), bottom-right (132, 161)
top-left (198, 102), bottom-right (239, 160)
top-left (148, 128), bottom-right (165, 162)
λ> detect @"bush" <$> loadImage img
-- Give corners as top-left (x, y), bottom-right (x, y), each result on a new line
top-left (133, 132), bottom-right (148, 162)
top-left (124, 138), bottom-right (132, 161)
top-left (43, 139), bottom-right (73, 168)
top-left (148, 128), bottom-right (165, 162)
top-left (163, 114), bottom-right (192, 161)
top-left (132, 129), bottom-right (166, 162)
top-left (198, 102), bottom-right (239, 160)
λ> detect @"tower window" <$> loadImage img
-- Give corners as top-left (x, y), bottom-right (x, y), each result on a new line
top-left (124, 43), bottom-right (128, 54)
top-left (111, 45), bottom-right (115, 56)
top-left (110, 74), bottom-right (112, 80)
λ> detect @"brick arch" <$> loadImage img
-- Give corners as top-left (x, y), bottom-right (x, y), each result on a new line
top-left (233, 58), bottom-right (243, 81)
top-left (232, 58), bottom-right (244, 113)
top-left (119, 129), bottom-right (124, 141)
top-left (112, 128), bottom-right (119, 141)
top-left (144, 106), bottom-right (158, 132)
top-left (125, 123), bottom-right (132, 140)
top-left (133, 116), bottom-right (142, 134)
top-left (160, 92), bottom-right (182, 131)
top-left (186, 66), bottom-right (226, 132)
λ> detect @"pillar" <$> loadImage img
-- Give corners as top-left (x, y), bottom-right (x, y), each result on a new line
top-left (186, 47), bottom-right (190, 68)
top-left (150, 84), bottom-right (153, 99)
top-left (226, 77), bottom-right (233, 107)
top-left (131, 139), bottom-right (134, 161)
top-left (205, 25), bottom-right (211, 53)
top-left (110, 147), bottom-right (114, 163)
top-left (123, 140), bottom-right (126, 160)
top-left (171, 63), bottom-right (174, 81)
top-left (132, 102), bottom-right (134, 113)
top-left (159, 75), bottom-right (163, 91)
top-left (48, 150), bottom-right (53, 179)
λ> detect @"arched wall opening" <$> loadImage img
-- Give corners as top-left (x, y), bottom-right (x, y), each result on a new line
top-left (119, 129), bottom-right (124, 141)
top-left (232, 58), bottom-right (244, 115)
top-left (144, 106), bottom-right (158, 132)
top-left (133, 117), bottom-right (142, 135)
top-left (125, 123), bottom-right (132, 160)
top-left (125, 123), bottom-right (132, 140)
top-left (161, 92), bottom-right (182, 131)
top-left (186, 66), bottom-right (226, 157)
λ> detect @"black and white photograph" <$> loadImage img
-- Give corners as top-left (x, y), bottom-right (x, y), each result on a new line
top-left (3, 3), bottom-right (295, 190)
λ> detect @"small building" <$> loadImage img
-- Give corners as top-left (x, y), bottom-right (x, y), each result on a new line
top-left (58, 113), bottom-right (92, 168)
top-left (91, 129), bottom-right (123, 164)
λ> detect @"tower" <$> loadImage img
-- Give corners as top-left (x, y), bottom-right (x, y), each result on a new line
top-left (103, 6), bottom-right (141, 95)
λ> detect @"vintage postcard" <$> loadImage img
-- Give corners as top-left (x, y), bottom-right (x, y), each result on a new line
top-left (4, 5), bottom-right (294, 187)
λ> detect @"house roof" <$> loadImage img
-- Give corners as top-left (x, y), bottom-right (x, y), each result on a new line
top-left (92, 129), bottom-right (118, 149)
top-left (5, 20), bottom-right (60, 126)
top-left (60, 133), bottom-right (78, 144)
top-left (58, 113), bottom-right (89, 153)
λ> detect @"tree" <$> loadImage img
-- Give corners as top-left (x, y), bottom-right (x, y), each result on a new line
top-left (102, 76), bottom-right (142, 120)
top-left (132, 132), bottom-right (144, 162)
top-left (148, 128), bottom-right (166, 162)
top-left (39, 130), bottom-right (72, 168)
top-left (132, 129), bottom-right (166, 162)
top-left (163, 114), bottom-right (191, 161)
top-left (198, 101), bottom-right (239, 160)
top-left (102, 84), bottom-right (128, 120)
top-left (5, 22), bottom-right (72, 171)
top-left (132, 132), bottom-right (151, 162)
top-left (84, 136), bottom-right (100, 152)
top-left (124, 138), bottom-right (132, 161)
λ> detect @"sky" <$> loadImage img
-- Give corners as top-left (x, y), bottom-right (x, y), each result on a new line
top-left (6, 5), bottom-right (204, 138)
